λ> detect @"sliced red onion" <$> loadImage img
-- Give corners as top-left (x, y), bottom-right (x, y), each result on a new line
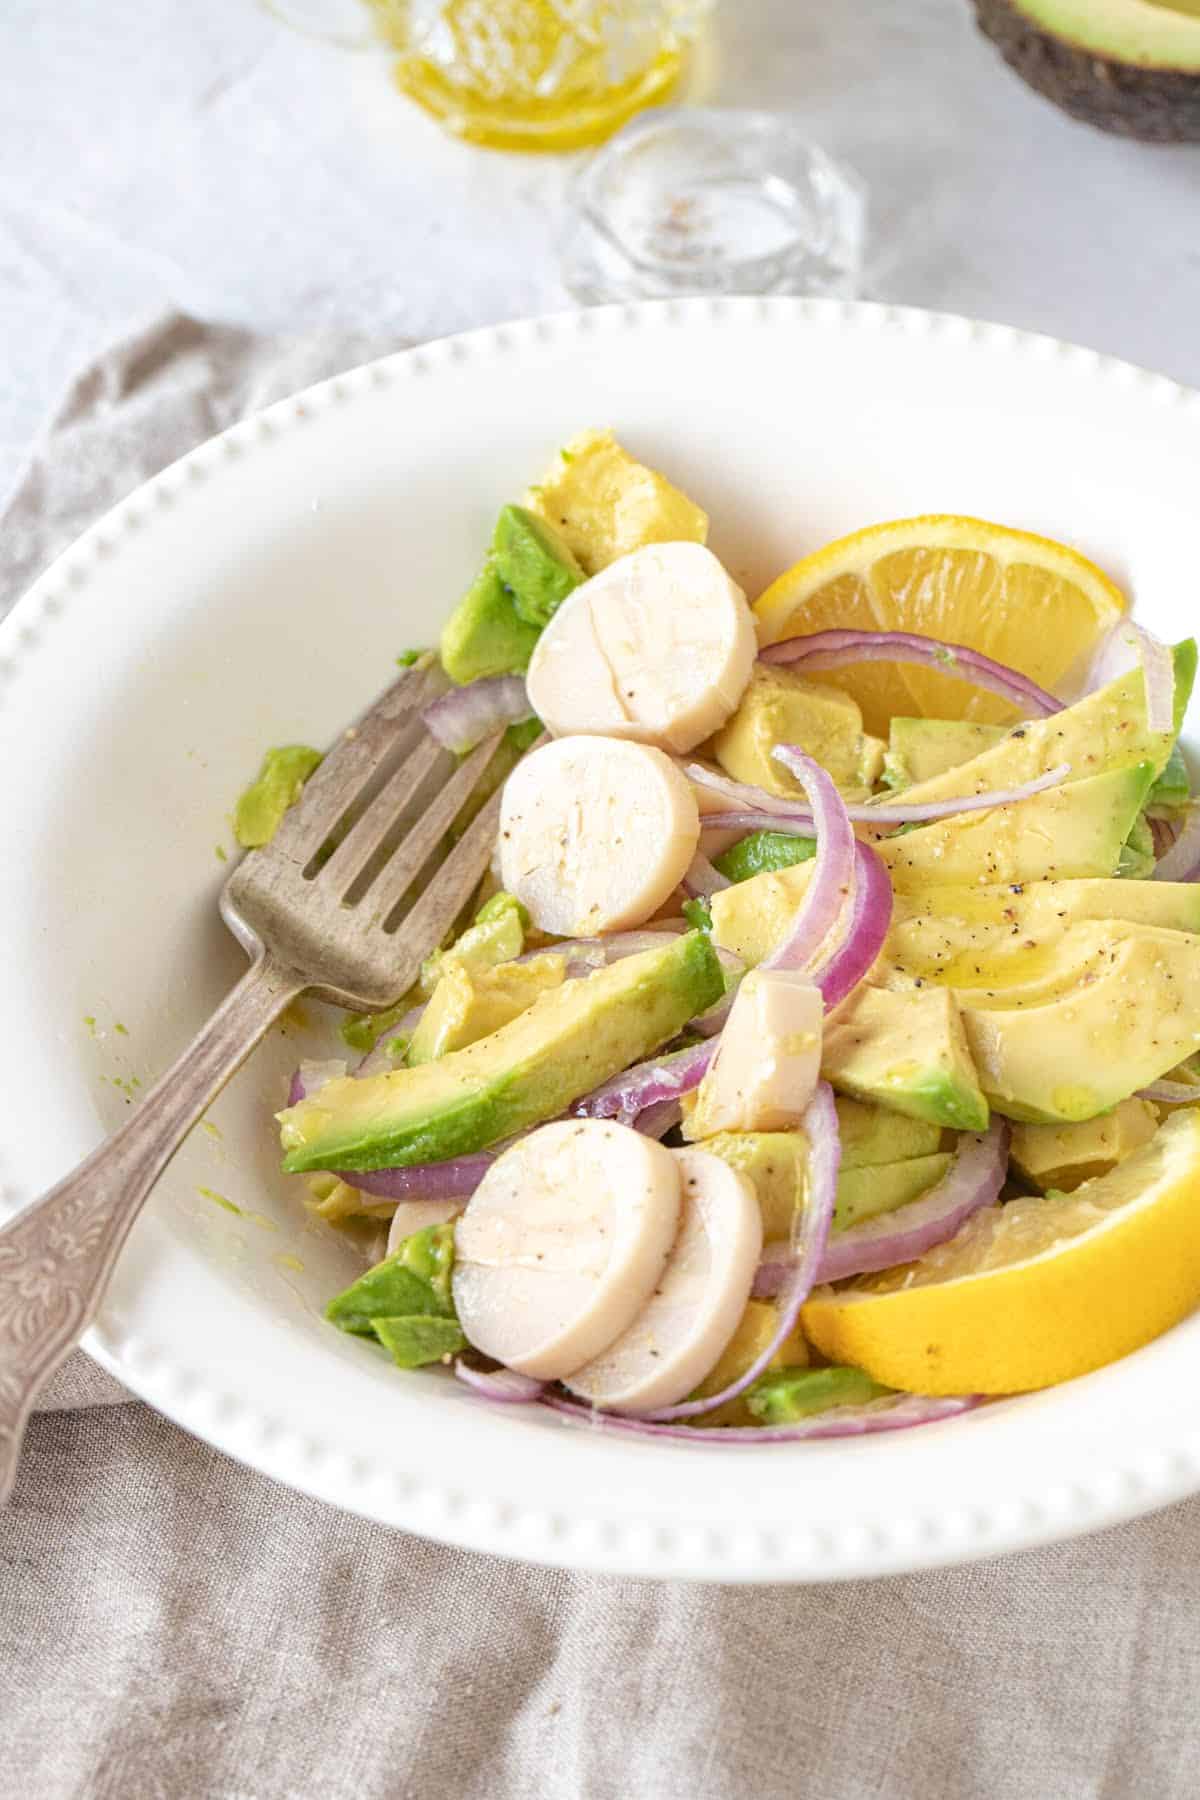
top-left (634, 1098), bottom-right (684, 1139)
top-left (454, 1360), bottom-right (546, 1404)
top-left (518, 928), bottom-right (684, 978)
top-left (287, 1058), bottom-right (349, 1106)
top-left (574, 1039), bottom-right (715, 1124)
top-left (334, 1153), bottom-right (495, 1201)
top-left (760, 754), bottom-right (855, 977)
top-left (1139, 1080), bottom-right (1200, 1105)
top-left (542, 1390), bottom-right (979, 1443)
top-left (1154, 804), bottom-right (1200, 882)
top-left (761, 628), bottom-right (1062, 717)
top-left (815, 842), bottom-right (893, 1012)
top-left (682, 850), bottom-right (732, 898)
top-left (423, 674), bottom-right (533, 753)
top-left (1088, 621), bottom-right (1175, 734)
top-left (686, 760), bottom-right (814, 820)
top-left (694, 762), bottom-right (1072, 833)
top-left (633, 1082), bottom-right (839, 1423)
top-left (754, 1118), bottom-right (1009, 1292)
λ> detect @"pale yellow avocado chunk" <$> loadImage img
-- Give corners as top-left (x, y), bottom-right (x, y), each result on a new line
top-left (407, 953), bottom-right (566, 1066)
top-left (961, 928), bottom-right (1200, 1123)
top-left (897, 665), bottom-right (1180, 807)
top-left (877, 763), bottom-right (1153, 893)
top-left (687, 1299), bottom-right (809, 1427)
top-left (822, 985), bottom-right (989, 1131)
top-left (709, 766), bottom-right (1153, 967)
top-left (884, 718), bottom-right (1006, 789)
top-left (693, 1120), bottom-right (949, 1239)
top-left (835, 1153), bottom-right (954, 1232)
top-left (525, 429), bottom-right (708, 575)
top-left (885, 880), bottom-right (1200, 989)
top-left (710, 665), bottom-right (886, 802)
top-left (1010, 1099), bottom-right (1160, 1193)
top-left (835, 1096), bottom-right (945, 1166)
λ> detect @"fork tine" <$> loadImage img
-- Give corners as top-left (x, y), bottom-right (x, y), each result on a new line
top-left (266, 662), bottom-right (445, 858)
top-left (359, 730), bottom-right (505, 924)
top-left (317, 732), bottom-right (446, 895)
top-left (388, 780), bottom-right (506, 955)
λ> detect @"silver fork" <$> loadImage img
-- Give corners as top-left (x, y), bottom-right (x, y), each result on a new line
top-left (0, 660), bottom-right (510, 1502)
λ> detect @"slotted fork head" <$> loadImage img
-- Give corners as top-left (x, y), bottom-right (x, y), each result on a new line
top-left (221, 662), bottom-right (512, 1011)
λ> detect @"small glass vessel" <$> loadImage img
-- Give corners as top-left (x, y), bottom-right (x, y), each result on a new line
top-left (373, 1), bottom-right (717, 151)
top-left (560, 108), bottom-right (867, 302)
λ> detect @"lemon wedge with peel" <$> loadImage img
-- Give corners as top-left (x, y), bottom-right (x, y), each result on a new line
top-left (754, 516), bottom-right (1126, 736)
top-left (802, 1108), bottom-right (1200, 1394)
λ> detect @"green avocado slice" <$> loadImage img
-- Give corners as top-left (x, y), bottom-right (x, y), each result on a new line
top-left (234, 745), bottom-right (323, 848)
top-left (492, 504), bottom-right (584, 628)
top-left (746, 1365), bottom-right (893, 1425)
top-left (440, 557), bottom-right (541, 684)
top-left (822, 986), bottom-right (989, 1132)
top-left (280, 930), bottom-right (724, 1173)
top-left (895, 645), bottom-right (1195, 809)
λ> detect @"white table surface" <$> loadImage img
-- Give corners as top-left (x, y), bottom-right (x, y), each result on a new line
top-left (4, 0), bottom-right (1200, 511)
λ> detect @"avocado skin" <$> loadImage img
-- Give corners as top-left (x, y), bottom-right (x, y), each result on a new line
top-left (974, 0), bottom-right (1200, 142)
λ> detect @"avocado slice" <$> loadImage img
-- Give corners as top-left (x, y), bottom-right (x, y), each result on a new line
top-left (897, 648), bottom-right (1195, 810)
top-left (492, 504), bottom-right (583, 628)
top-left (835, 1153), bottom-right (955, 1232)
top-left (1009, 1098), bottom-right (1159, 1192)
top-left (711, 665), bottom-right (886, 802)
top-left (1117, 811), bottom-right (1156, 880)
top-left (961, 926), bottom-right (1200, 1122)
top-left (879, 762), bottom-right (1155, 892)
top-left (525, 429), bottom-right (708, 575)
top-left (822, 986), bottom-right (989, 1132)
top-left (325, 1223), bottom-right (465, 1366)
top-left (280, 930), bottom-right (724, 1172)
top-left (883, 718), bottom-right (1007, 790)
top-left (419, 890), bottom-right (528, 996)
top-left (407, 953), bottom-right (566, 1064)
top-left (973, 0), bottom-right (1200, 143)
top-left (906, 877), bottom-right (1200, 937)
top-left (885, 879), bottom-right (1200, 989)
top-left (835, 1097), bottom-right (945, 1167)
top-left (696, 1127), bottom-right (953, 1238)
top-left (439, 557), bottom-right (541, 685)
top-left (746, 1365), bottom-right (893, 1425)
top-left (234, 745), bottom-right (323, 848)
top-left (1150, 742), bottom-right (1192, 812)
top-left (713, 831), bottom-right (816, 884)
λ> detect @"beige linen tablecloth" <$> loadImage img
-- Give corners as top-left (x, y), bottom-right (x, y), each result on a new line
top-left (4, 317), bottom-right (1200, 1800)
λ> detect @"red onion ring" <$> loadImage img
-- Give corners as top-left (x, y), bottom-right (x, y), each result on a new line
top-left (1139, 1080), bottom-right (1200, 1105)
top-left (759, 754), bottom-right (855, 976)
top-left (815, 842), bottom-right (893, 1012)
top-left (691, 761), bottom-right (1073, 833)
top-left (334, 1154), bottom-right (495, 1201)
top-left (760, 628), bottom-right (1062, 717)
top-left (630, 1081), bottom-right (839, 1423)
top-left (1154, 803), bottom-right (1200, 882)
top-left (682, 850), bottom-right (732, 898)
top-left (454, 1361), bottom-right (546, 1404)
top-left (573, 1040), bottom-right (715, 1124)
top-left (423, 674), bottom-right (533, 753)
top-left (754, 1118), bottom-right (1009, 1292)
top-left (287, 1058), bottom-right (348, 1106)
top-left (541, 1390), bottom-right (980, 1443)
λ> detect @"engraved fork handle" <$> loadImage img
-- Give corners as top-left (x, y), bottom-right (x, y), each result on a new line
top-left (0, 953), bottom-right (304, 1503)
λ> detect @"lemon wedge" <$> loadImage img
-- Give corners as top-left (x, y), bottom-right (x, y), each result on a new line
top-left (803, 1107), bottom-right (1200, 1393)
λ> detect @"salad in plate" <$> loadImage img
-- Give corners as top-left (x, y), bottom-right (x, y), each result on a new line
top-left (241, 429), bottom-right (1200, 1443)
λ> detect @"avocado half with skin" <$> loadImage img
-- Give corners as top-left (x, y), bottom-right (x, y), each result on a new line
top-left (973, 0), bottom-right (1200, 141)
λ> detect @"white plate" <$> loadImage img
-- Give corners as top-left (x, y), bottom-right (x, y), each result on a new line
top-left (4, 299), bottom-right (1199, 1583)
